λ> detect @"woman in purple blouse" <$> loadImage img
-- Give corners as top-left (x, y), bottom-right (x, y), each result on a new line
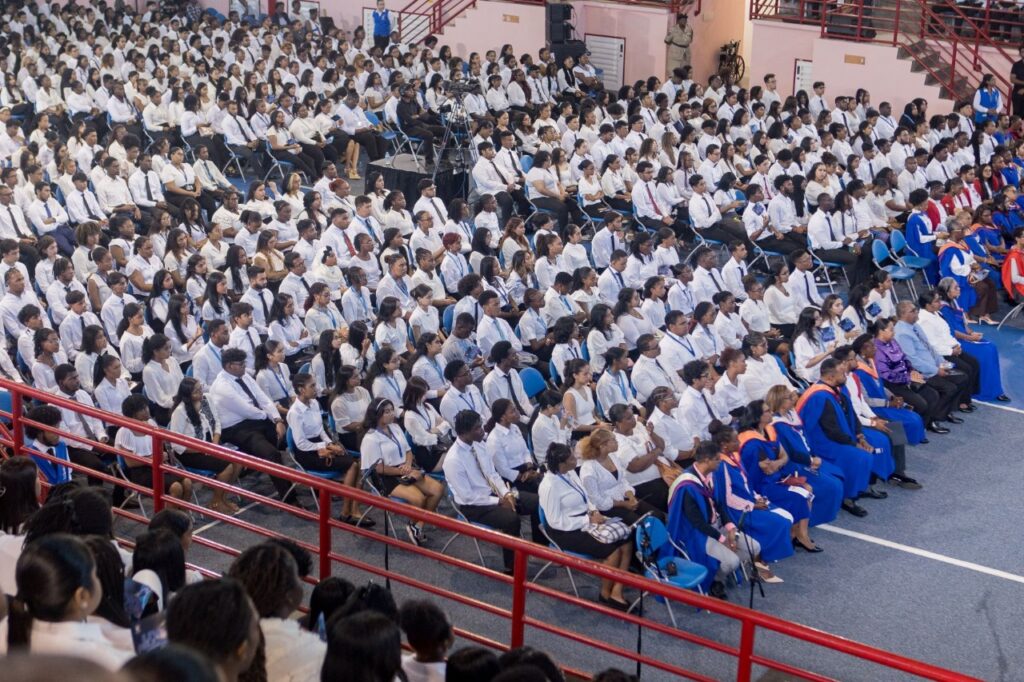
top-left (871, 318), bottom-right (948, 434)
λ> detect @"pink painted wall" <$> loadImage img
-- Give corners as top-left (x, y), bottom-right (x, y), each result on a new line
top-left (431, 1), bottom-right (547, 58)
top-left (572, 1), bottom-right (670, 85)
top-left (749, 19), bottom-right (953, 112)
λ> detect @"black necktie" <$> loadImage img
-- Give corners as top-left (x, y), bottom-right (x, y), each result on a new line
top-left (7, 207), bottom-right (27, 239)
top-left (709, 270), bottom-right (723, 292)
top-left (825, 215), bottom-right (836, 241)
top-left (700, 393), bottom-right (716, 421)
top-left (234, 115), bottom-right (252, 141)
top-left (490, 160), bottom-right (508, 185)
top-left (300, 276), bottom-right (310, 292)
top-left (144, 174), bottom-right (154, 201)
top-left (504, 373), bottom-right (527, 414)
top-left (236, 377), bottom-right (261, 408)
top-left (259, 291), bottom-right (270, 320)
top-left (83, 193), bottom-right (100, 220)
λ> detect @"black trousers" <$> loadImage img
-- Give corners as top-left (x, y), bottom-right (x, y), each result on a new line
top-left (351, 130), bottom-right (387, 161)
top-left (404, 122), bottom-right (445, 162)
top-left (298, 142), bottom-right (329, 168)
top-left (532, 196), bottom-right (583, 230)
top-left (633, 478), bottom-right (669, 513)
top-left (460, 492), bottom-right (541, 570)
top-left (494, 190), bottom-right (532, 224)
top-left (884, 379), bottom-right (957, 424)
top-left (229, 143), bottom-right (267, 177)
top-left (67, 446), bottom-right (108, 487)
top-left (946, 352), bottom-right (980, 399)
top-left (639, 215), bottom-right (690, 241)
top-left (220, 418), bottom-right (292, 498)
top-left (697, 219), bottom-right (747, 246)
top-left (752, 236), bottom-right (799, 256)
top-left (271, 149), bottom-right (319, 180)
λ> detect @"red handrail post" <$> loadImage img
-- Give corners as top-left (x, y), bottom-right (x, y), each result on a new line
top-left (151, 433), bottom-right (164, 514)
top-left (318, 487), bottom-right (332, 579)
top-left (736, 620), bottom-right (757, 682)
top-left (10, 389), bottom-right (22, 458)
top-left (892, 0), bottom-right (901, 46)
top-left (951, 39), bottom-right (958, 95)
top-left (510, 550), bottom-right (527, 648)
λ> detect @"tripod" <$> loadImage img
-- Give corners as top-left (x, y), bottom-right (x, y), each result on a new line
top-left (432, 92), bottom-right (473, 198)
top-left (737, 511), bottom-right (765, 609)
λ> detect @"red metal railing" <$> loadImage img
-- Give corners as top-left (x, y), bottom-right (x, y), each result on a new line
top-left (1, 378), bottom-right (978, 681)
top-left (392, 0), bottom-right (696, 43)
top-left (750, 0), bottom-right (1013, 109)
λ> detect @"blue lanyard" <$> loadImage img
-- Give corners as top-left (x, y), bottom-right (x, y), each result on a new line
top-left (354, 288), bottom-right (369, 317)
top-left (428, 357), bottom-right (444, 381)
top-left (413, 407), bottom-right (432, 429)
top-left (458, 389), bottom-right (477, 411)
top-left (611, 370), bottom-right (630, 402)
top-left (557, 473), bottom-right (588, 506)
top-left (384, 374), bottom-right (400, 398)
top-left (667, 332), bottom-right (694, 355)
top-left (271, 365), bottom-right (288, 396)
top-left (379, 427), bottom-right (403, 459)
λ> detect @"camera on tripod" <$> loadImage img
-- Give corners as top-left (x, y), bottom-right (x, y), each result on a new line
top-left (444, 78), bottom-right (482, 98)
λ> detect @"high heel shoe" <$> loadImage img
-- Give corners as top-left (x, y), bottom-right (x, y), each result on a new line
top-left (793, 538), bottom-right (824, 553)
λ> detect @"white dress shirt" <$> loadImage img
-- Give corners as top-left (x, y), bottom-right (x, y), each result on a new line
top-left (209, 369), bottom-right (280, 428)
top-left (443, 437), bottom-right (510, 506)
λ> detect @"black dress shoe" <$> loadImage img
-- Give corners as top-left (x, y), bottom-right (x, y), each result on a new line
top-left (927, 423), bottom-right (951, 434)
top-left (959, 405), bottom-right (976, 413)
top-left (890, 474), bottom-right (923, 490)
top-left (793, 538), bottom-right (824, 553)
top-left (919, 437), bottom-right (929, 444)
top-left (709, 581), bottom-right (729, 600)
top-left (842, 500), bottom-right (868, 517)
top-left (944, 414), bottom-right (965, 424)
top-left (997, 394), bottom-right (1011, 402)
top-left (598, 595), bottom-right (630, 611)
top-left (860, 487), bottom-right (888, 500)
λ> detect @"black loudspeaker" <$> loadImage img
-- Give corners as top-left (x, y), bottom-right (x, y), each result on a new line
top-left (547, 3), bottom-right (572, 22)
top-left (552, 40), bottom-right (587, 64)
top-left (547, 21), bottom-right (573, 43)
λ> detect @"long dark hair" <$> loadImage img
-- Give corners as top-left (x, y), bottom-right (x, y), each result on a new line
top-left (83, 535), bottom-right (130, 628)
top-left (8, 534), bottom-right (97, 647)
top-left (0, 456), bottom-right (39, 534)
top-left (317, 329), bottom-right (340, 388)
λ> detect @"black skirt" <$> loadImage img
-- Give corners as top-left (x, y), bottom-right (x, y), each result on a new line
top-left (544, 524), bottom-right (627, 560)
top-left (176, 450), bottom-right (232, 474)
top-left (295, 447), bottom-right (356, 474)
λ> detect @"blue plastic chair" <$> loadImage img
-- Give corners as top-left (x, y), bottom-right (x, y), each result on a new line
top-left (441, 305), bottom-right (455, 334)
top-left (532, 505), bottom-right (597, 597)
top-left (298, 362), bottom-right (311, 375)
top-left (520, 155), bottom-right (534, 174)
top-left (871, 240), bottom-right (918, 299)
top-left (548, 359), bottom-right (561, 386)
top-left (633, 516), bottom-right (709, 626)
top-left (520, 367), bottom-right (547, 399)
top-left (889, 229), bottom-right (932, 270)
top-left (285, 427), bottom-right (346, 512)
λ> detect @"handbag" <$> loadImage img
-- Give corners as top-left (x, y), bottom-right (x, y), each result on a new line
top-left (655, 457), bottom-right (684, 486)
top-left (583, 518), bottom-right (631, 544)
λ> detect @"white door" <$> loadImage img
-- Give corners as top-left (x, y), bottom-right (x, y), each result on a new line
top-left (584, 34), bottom-right (625, 91)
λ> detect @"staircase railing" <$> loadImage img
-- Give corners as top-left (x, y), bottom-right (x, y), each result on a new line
top-left (394, 0), bottom-right (700, 44)
top-left (751, 0), bottom-right (1012, 109)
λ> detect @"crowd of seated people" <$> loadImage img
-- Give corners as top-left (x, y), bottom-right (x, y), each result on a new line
top-left (0, 0), bottom-right (1018, 672)
top-left (0, 474), bottom-right (643, 681)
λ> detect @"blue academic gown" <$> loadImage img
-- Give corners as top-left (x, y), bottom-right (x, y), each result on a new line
top-left (797, 384), bottom-right (874, 499)
top-left (738, 434), bottom-right (812, 526)
top-left (938, 243), bottom-right (977, 310)
top-left (853, 363), bottom-right (926, 445)
top-left (712, 456), bottom-right (794, 563)
top-left (939, 302), bottom-right (1006, 400)
top-left (770, 419), bottom-right (844, 526)
top-left (666, 472), bottom-right (720, 592)
top-left (905, 212), bottom-right (939, 284)
top-left (965, 228), bottom-right (1003, 283)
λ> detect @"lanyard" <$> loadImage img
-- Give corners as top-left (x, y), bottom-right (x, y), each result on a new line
top-left (557, 473), bottom-right (589, 506)
top-left (380, 427), bottom-right (403, 460)
top-left (384, 373), bottom-right (400, 398)
top-left (611, 371), bottom-right (630, 402)
top-left (458, 389), bottom-right (477, 411)
top-left (666, 332), bottom-right (694, 355)
top-left (271, 365), bottom-right (288, 396)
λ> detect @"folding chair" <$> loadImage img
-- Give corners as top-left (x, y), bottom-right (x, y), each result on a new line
top-left (113, 454), bottom-right (148, 520)
top-left (531, 506), bottom-right (597, 598)
top-left (870, 240), bottom-right (918, 300)
top-left (364, 111), bottom-right (398, 159)
top-left (629, 516), bottom-right (708, 627)
top-left (263, 140), bottom-right (297, 183)
top-left (808, 245), bottom-right (851, 294)
top-left (439, 488), bottom-right (489, 568)
top-left (223, 145), bottom-right (247, 183)
top-left (285, 427), bottom-right (352, 513)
